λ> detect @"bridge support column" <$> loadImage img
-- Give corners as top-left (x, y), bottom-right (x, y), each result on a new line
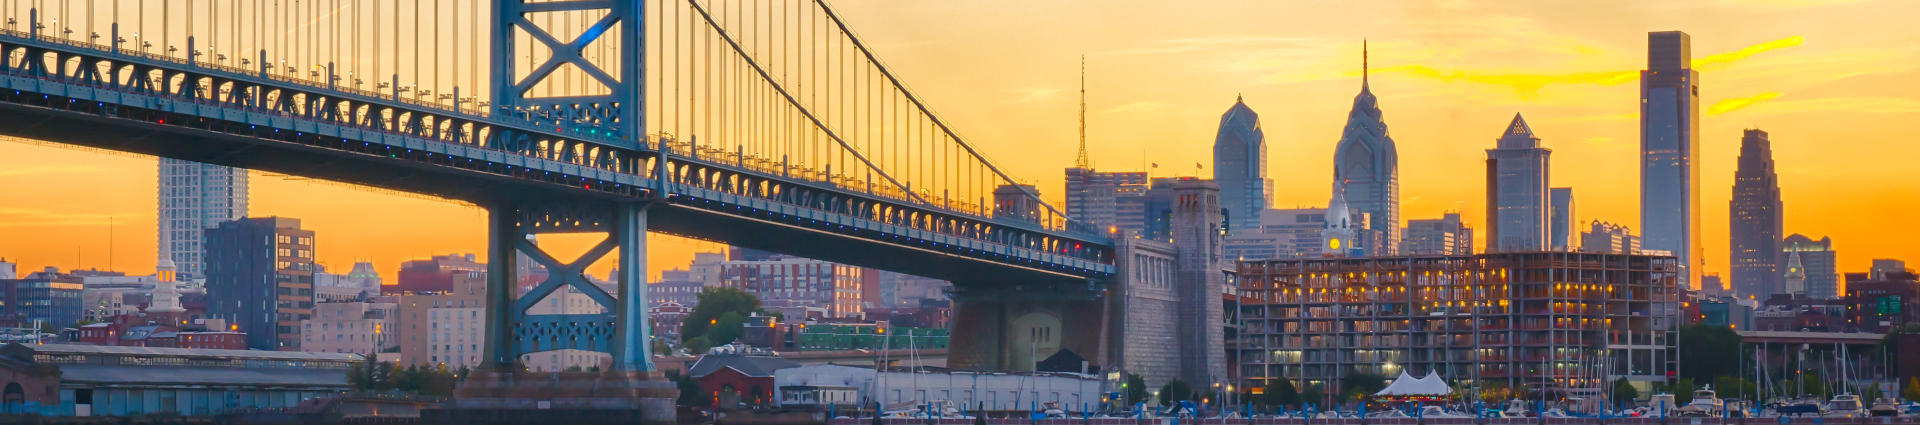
top-left (948, 282), bottom-right (1109, 374)
top-left (447, 201), bottom-right (676, 425)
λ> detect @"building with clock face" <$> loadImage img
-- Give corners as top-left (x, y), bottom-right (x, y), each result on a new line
top-left (1321, 180), bottom-right (1378, 257)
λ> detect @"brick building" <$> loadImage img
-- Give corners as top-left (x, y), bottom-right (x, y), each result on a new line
top-left (1843, 270), bottom-right (1917, 333)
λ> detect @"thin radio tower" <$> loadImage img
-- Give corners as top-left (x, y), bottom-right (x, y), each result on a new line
top-left (1074, 55), bottom-right (1089, 169)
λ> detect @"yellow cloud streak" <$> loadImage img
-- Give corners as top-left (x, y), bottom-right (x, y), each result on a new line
top-left (1708, 92), bottom-right (1784, 115)
top-left (1694, 36), bottom-right (1805, 71)
top-left (1371, 36), bottom-right (1803, 96)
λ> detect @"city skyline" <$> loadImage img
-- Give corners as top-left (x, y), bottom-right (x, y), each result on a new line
top-left (3, 0), bottom-right (1918, 292)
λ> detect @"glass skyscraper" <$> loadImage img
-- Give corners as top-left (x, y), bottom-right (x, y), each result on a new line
top-left (1640, 31), bottom-right (1701, 289)
top-left (1334, 46), bottom-right (1401, 255)
top-left (158, 159), bottom-right (249, 279)
top-left (1730, 129), bottom-right (1783, 297)
top-left (1485, 113), bottom-right (1551, 252)
top-left (1213, 96), bottom-right (1270, 234)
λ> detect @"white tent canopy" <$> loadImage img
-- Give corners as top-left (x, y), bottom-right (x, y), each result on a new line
top-left (1374, 371), bottom-right (1454, 397)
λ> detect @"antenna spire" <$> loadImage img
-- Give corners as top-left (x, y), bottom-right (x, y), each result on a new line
top-left (1363, 39), bottom-right (1370, 88)
top-left (1075, 55), bottom-right (1090, 169)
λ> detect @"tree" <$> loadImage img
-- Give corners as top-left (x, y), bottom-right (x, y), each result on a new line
top-left (680, 288), bottom-right (761, 342)
top-left (708, 311), bottom-right (747, 345)
top-left (1670, 378), bottom-right (1696, 404)
top-left (1679, 324), bottom-right (1742, 382)
top-left (650, 338), bottom-right (672, 355)
top-left (1272, 378), bottom-right (1301, 408)
top-left (1904, 377), bottom-right (1920, 402)
top-left (1301, 384), bottom-right (1325, 408)
top-left (1612, 378), bottom-right (1639, 403)
top-left (1158, 380), bottom-right (1192, 406)
top-left (1339, 372), bottom-right (1387, 403)
top-left (666, 369), bottom-right (711, 407)
top-left (685, 336), bottom-right (714, 354)
top-left (1122, 374), bottom-right (1149, 406)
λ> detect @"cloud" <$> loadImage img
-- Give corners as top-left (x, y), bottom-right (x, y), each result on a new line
top-left (1004, 88), bottom-right (1061, 104)
top-left (1583, 137), bottom-right (1615, 145)
top-left (1737, 97), bottom-right (1920, 115)
top-left (0, 207), bottom-right (126, 228)
top-left (1099, 101), bottom-right (1175, 115)
top-left (0, 165), bottom-right (107, 178)
top-left (1708, 92), bottom-right (1785, 115)
top-left (1694, 36), bottom-right (1804, 71)
top-left (1349, 36), bottom-right (1803, 96)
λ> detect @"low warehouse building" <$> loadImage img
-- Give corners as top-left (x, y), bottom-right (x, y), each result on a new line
top-left (0, 343), bottom-right (358, 416)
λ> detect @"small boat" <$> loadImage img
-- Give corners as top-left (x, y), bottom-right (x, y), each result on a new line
top-left (1504, 399), bottom-right (1532, 417)
top-left (1868, 398), bottom-right (1899, 417)
top-left (1823, 394), bottom-right (1865, 418)
top-left (1039, 401), bottom-right (1067, 419)
top-left (1678, 386), bottom-right (1723, 417)
top-left (1419, 405), bottom-right (1473, 418)
top-left (1648, 393), bottom-right (1678, 415)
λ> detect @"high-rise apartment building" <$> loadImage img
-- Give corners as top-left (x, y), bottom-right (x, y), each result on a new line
top-left (1730, 129), bottom-right (1784, 298)
top-left (719, 256), bottom-right (865, 317)
top-left (1114, 178), bottom-right (1179, 241)
top-left (1214, 97), bottom-right (1272, 234)
top-left (1402, 213), bottom-right (1474, 256)
top-left (1064, 168), bottom-right (1148, 230)
top-left (1781, 234), bottom-right (1838, 299)
top-left (204, 217), bottom-right (315, 351)
top-left (1550, 188), bottom-right (1575, 251)
top-left (1233, 252), bottom-right (1682, 397)
top-left (1640, 31), bottom-right (1702, 290)
top-left (1334, 45), bottom-right (1401, 255)
top-left (158, 159), bottom-right (249, 279)
top-left (1485, 114), bottom-right (1552, 252)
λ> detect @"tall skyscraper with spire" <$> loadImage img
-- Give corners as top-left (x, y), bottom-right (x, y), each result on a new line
top-left (1730, 129), bottom-right (1784, 297)
top-left (1064, 58), bottom-right (1147, 230)
top-left (1485, 113), bottom-right (1552, 252)
top-left (1333, 41), bottom-right (1401, 255)
top-left (158, 159), bottom-right (248, 279)
top-left (1640, 31), bottom-right (1702, 289)
top-left (1213, 95), bottom-right (1270, 234)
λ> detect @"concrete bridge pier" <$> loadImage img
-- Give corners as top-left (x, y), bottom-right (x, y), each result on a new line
top-left (947, 281), bottom-right (1110, 373)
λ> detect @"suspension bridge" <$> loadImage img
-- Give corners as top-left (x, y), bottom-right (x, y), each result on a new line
top-left (0, 0), bottom-right (1123, 415)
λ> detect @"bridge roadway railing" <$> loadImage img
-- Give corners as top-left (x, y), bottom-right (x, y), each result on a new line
top-left (0, 30), bottom-right (1115, 277)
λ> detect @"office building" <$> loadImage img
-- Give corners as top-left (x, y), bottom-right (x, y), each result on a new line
top-left (1730, 129), bottom-right (1784, 299)
top-left (1064, 168), bottom-right (1148, 231)
top-left (1114, 178), bottom-right (1179, 241)
top-left (203, 217), bottom-right (315, 351)
top-left (1844, 267), bottom-right (1917, 333)
top-left (1233, 252), bottom-right (1682, 396)
top-left (0, 258), bottom-right (15, 279)
top-left (314, 262), bottom-right (383, 302)
top-left (1640, 31), bottom-right (1703, 291)
top-left (875, 271), bottom-right (949, 309)
top-left (158, 159), bottom-right (248, 279)
top-left (1781, 234), bottom-right (1838, 299)
top-left (1485, 114), bottom-right (1552, 252)
top-left (1581, 221), bottom-right (1641, 255)
top-left (1215, 96), bottom-right (1272, 234)
top-left (1550, 188), bottom-right (1575, 251)
top-left (650, 271), bottom-right (706, 308)
top-left (396, 291), bottom-right (484, 369)
top-left (300, 300), bottom-right (397, 356)
top-left (1402, 213), bottom-right (1474, 256)
top-left (1334, 44), bottom-right (1402, 255)
top-left (395, 253), bottom-right (484, 294)
top-left (0, 268), bottom-right (84, 329)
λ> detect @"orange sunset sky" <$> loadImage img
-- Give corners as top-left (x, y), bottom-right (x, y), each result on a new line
top-left (2, 0), bottom-right (1917, 292)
